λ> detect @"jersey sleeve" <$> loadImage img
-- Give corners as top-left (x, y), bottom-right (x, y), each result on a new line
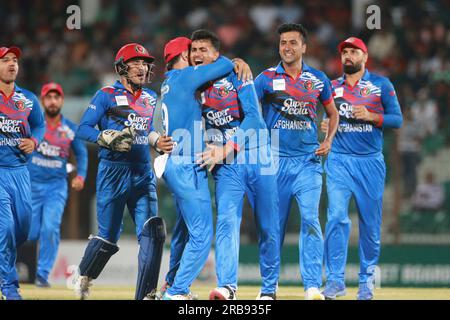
top-left (28, 93), bottom-right (45, 145)
top-left (319, 74), bottom-right (333, 106)
top-left (77, 90), bottom-right (109, 143)
top-left (180, 56), bottom-right (235, 91)
top-left (379, 79), bottom-right (403, 129)
top-left (229, 74), bottom-right (262, 150)
top-left (253, 72), bottom-right (268, 102)
top-left (69, 122), bottom-right (88, 179)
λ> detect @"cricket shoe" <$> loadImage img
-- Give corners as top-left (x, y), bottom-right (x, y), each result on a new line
top-left (322, 281), bottom-right (347, 300)
top-left (35, 276), bottom-right (51, 288)
top-left (153, 282), bottom-right (198, 300)
top-left (74, 275), bottom-right (92, 300)
top-left (357, 283), bottom-right (374, 300)
top-left (305, 287), bottom-right (325, 300)
top-left (154, 281), bottom-right (170, 300)
top-left (1, 286), bottom-right (23, 300)
top-left (209, 285), bottom-right (237, 300)
top-left (161, 292), bottom-right (194, 300)
top-left (256, 292), bottom-right (276, 300)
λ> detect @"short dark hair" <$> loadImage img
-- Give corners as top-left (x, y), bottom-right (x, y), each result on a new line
top-left (166, 54), bottom-right (181, 71)
top-left (190, 29), bottom-right (220, 51)
top-left (277, 23), bottom-right (308, 43)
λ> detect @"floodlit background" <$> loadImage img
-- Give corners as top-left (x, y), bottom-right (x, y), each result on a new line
top-left (2, 0), bottom-right (449, 289)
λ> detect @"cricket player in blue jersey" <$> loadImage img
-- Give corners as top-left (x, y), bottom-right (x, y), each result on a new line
top-left (27, 82), bottom-right (88, 288)
top-left (159, 36), bottom-right (236, 300)
top-left (254, 23), bottom-right (339, 300)
top-left (320, 37), bottom-right (402, 300)
top-left (187, 30), bottom-right (280, 301)
top-left (0, 46), bottom-right (45, 300)
top-left (74, 43), bottom-right (173, 300)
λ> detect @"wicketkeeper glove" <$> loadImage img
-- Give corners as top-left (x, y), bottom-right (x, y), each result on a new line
top-left (97, 127), bottom-right (135, 152)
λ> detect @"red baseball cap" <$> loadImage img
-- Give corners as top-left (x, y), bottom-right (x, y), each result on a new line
top-left (164, 37), bottom-right (192, 64)
top-left (115, 43), bottom-right (154, 64)
top-left (0, 46), bottom-right (22, 59)
top-left (338, 37), bottom-right (368, 53)
top-left (41, 82), bottom-right (64, 98)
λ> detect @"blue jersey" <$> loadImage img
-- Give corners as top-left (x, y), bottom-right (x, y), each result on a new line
top-left (28, 116), bottom-right (88, 183)
top-left (77, 81), bottom-right (157, 164)
top-left (331, 69), bottom-right (402, 155)
top-left (201, 72), bottom-right (267, 150)
top-left (0, 84), bottom-right (45, 167)
top-left (160, 56), bottom-right (234, 161)
top-left (254, 62), bottom-right (333, 157)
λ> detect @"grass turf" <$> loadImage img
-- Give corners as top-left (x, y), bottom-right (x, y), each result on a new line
top-left (18, 284), bottom-right (450, 300)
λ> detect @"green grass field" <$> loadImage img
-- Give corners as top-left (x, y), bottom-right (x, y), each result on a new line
top-left (18, 284), bottom-right (450, 300)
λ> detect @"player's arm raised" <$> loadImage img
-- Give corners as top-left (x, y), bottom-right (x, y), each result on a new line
top-left (182, 55), bottom-right (234, 91)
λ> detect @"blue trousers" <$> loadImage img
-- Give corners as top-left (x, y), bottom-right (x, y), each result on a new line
top-left (95, 160), bottom-right (158, 243)
top-left (0, 166), bottom-right (31, 290)
top-left (163, 158), bottom-right (213, 295)
top-left (277, 154), bottom-right (324, 289)
top-left (213, 157), bottom-right (280, 294)
top-left (324, 152), bottom-right (385, 284)
top-left (165, 197), bottom-right (187, 286)
top-left (28, 179), bottom-right (68, 281)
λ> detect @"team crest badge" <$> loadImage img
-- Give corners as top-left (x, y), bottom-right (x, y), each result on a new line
top-left (303, 80), bottom-right (315, 91)
top-left (218, 86), bottom-right (229, 97)
top-left (360, 87), bottom-right (371, 97)
top-left (143, 98), bottom-right (151, 108)
top-left (15, 100), bottom-right (26, 111)
top-left (135, 45), bottom-right (147, 54)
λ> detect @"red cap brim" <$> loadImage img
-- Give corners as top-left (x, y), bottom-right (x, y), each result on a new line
top-left (0, 46), bottom-right (22, 59)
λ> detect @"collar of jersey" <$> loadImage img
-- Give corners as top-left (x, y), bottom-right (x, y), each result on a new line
top-left (275, 61), bottom-right (311, 75)
top-left (338, 69), bottom-right (371, 85)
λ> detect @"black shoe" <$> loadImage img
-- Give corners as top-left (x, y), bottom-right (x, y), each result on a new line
top-left (35, 277), bottom-right (51, 288)
top-left (257, 292), bottom-right (276, 300)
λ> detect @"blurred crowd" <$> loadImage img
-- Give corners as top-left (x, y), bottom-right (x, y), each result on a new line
top-left (2, 3), bottom-right (448, 135)
top-left (1, 0), bottom-right (449, 230)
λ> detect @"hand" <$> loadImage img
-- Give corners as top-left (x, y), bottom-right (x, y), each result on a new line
top-left (156, 135), bottom-right (174, 154)
top-left (320, 118), bottom-right (329, 134)
top-left (315, 139), bottom-right (332, 156)
top-left (97, 127), bottom-right (135, 152)
top-left (19, 138), bottom-right (36, 154)
top-left (196, 143), bottom-right (234, 172)
top-left (232, 58), bottom-right (253, 82)
top-left (352, 105), bottom-right (375, 122)
top-left (71, 175), bottom-right (85, 191)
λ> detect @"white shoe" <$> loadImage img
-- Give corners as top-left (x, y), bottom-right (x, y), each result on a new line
top-left (209, 286), bottom-right (237, 300)
top-left (305, 287), bottom-right (325, 300)
top-left (162, 292), bottom-right (193, 300)
top-left (74, 275), bottom-right (92, 300)
top-left (256, 291), bottom-right (276, 300)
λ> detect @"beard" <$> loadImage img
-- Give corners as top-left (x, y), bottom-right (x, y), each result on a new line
top-left (343, 61), bottom-right (362, 74)
top-left (45, 108), bottom-right (61, 118)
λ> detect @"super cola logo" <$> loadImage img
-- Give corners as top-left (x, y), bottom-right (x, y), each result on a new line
top-left (338, 102), bottom-right (355, 119)
top-left (37, 141), bottom-right (61, 157)
top-left (206, 109), bottom-right (233, 127)
top-left (0, 116), bottom-right (22, 133)
top-left (281, 98), bottom-right (310, 116)
top-left (124, 113), bottom-right (149, 131)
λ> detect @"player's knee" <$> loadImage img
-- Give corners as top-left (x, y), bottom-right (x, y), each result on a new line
top-left (326, 207), bottom-right (350, 224)
top-left (301, 211), bottom-right (320, 225)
